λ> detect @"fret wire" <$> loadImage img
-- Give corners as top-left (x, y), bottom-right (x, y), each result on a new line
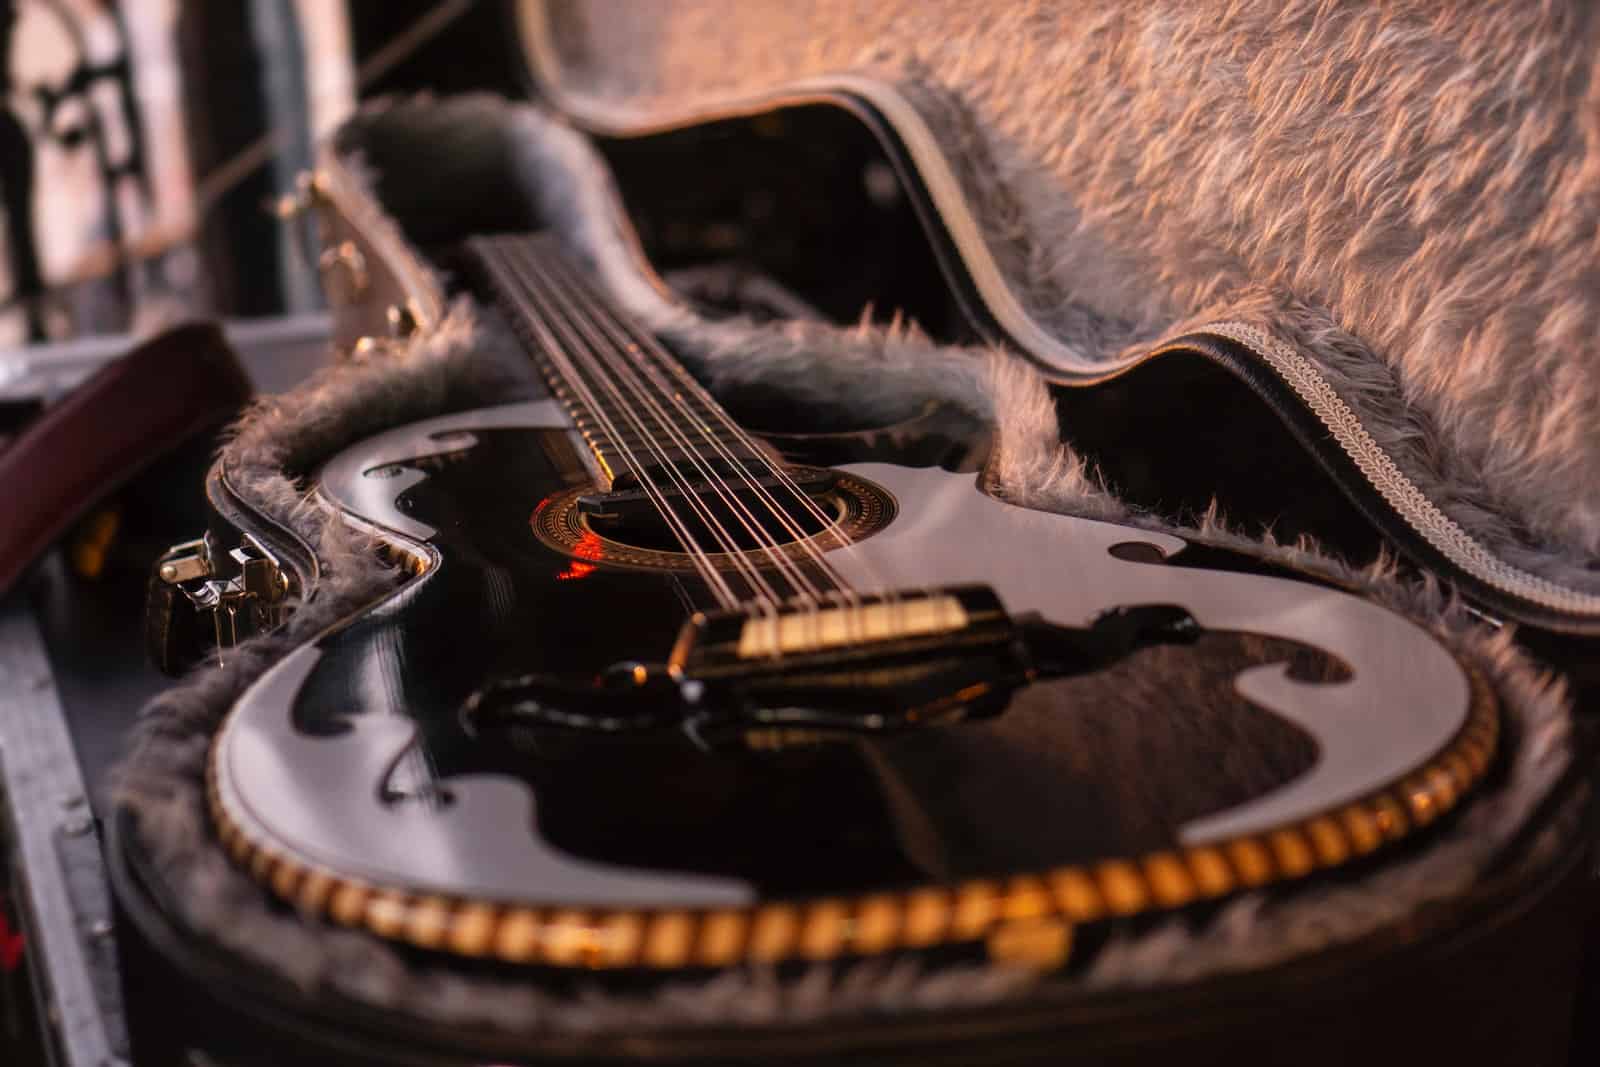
top-left (525, 249), bottom-right (830, 609)
top-left (472, 237), bottom-right (746, 611)
top-left (523, 286), bottom-right (764, 467)
top-left (510, 240), bottom-right (823, 608)
top-left (497, 238), bottom-right (795, 612)
top-left (532, 245), bottom-right (895, 617)
top-left (512, 296), bottom-right (757, 466)
top-left (545, 252), bottom-right (855, 514)
top-left (531, 252), bottom-right (811, 612)
top-left (530, 248), bottom-right (865, 613)
top-left (583, 406), bottom-right (756, 451)
top-left (580, 263), bottom-right (924, 625)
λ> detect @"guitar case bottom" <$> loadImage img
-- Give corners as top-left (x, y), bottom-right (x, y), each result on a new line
top-left (108, 797), bottom-right (1595, 1066)
top-left (106, 94), bottom-right (1597, 1065)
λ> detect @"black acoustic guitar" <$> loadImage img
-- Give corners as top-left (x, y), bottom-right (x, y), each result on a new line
top-left (200, 229), bottom-right (1495, 974)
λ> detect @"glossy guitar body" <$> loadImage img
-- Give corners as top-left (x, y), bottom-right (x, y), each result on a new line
top-left (210, 380), bottom-right (1493, 970)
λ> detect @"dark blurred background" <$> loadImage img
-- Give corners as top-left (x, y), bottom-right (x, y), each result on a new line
top-left (0, 8), bottom-right (527, 1063)
top-left (0, 0), bottom-right (526, 350)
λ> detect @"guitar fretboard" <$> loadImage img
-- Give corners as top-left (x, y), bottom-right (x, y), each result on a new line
top-left (467, 233), bottom-right (763, 488)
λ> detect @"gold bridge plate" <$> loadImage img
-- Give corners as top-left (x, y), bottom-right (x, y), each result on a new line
top-left (736, 595), bottom-right (969, 659)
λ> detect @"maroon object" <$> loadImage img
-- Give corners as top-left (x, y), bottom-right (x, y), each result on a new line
top-left (0, 321), bottom-right (253, 599)
top-left (0, 911), bottom-right (22, 973)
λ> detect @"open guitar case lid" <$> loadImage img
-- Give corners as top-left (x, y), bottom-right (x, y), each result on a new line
top-left (108, 2), bottom-right (1598, 1064)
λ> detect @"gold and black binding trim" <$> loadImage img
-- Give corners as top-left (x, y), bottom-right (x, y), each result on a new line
top-left (207, 666), bottom-right (1499, 973)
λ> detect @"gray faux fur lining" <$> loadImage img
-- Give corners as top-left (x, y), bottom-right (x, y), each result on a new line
top-left (365, 93), bottom-right (1600, 619)
top-left (524, 0), bottom-right (1600, 607)
top-left (112, 100), bottom-right (1578, 1039)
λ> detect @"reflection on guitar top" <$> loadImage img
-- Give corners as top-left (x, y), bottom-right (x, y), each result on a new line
top-left (203, 233), bottom-right (1496, 973)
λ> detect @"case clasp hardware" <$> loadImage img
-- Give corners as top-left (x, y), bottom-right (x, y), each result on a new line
top-left (147, 533), bottom-right (292, 673)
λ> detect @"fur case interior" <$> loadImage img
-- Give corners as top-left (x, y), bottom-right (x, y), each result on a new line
top-left (525, 0), bottom-right (1600, 605)
top-left (110, 95), bottom-right (1579, 1035)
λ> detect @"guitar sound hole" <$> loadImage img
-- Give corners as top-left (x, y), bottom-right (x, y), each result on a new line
top-left (585, 492), bottom-right (839, 554)
top-left (531, 472), bottom-right (897, 572)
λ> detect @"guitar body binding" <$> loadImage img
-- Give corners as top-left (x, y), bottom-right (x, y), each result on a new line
top-left (208, 387), bottom-right (1496, 971)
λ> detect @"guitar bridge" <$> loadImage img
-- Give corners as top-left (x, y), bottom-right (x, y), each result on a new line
top-left (462, 589), bottom-right (1200, 748)
top-left (734, 595), bottom-right (971, 659)
top-left (672, 586), bottom-right (1012, 678)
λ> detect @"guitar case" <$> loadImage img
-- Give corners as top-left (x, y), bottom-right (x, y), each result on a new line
top-left (108, 3), bottom-right (1598, 1064)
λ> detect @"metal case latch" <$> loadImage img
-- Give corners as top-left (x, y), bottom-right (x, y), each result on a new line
top-left (146, 532), bottom-right (291, 673)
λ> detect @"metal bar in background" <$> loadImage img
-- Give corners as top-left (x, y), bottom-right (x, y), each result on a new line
top-left (250, 0), bottom-right (321, 316)
top-left (0, 606), bottom-right (128, 1067)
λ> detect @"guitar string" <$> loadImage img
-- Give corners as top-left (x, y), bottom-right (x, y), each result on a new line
top-left (508, 248), bottom-right (796, 618)
top-left (491, 238), bottom-right (773, 612)
top-left (498, 239), bottom-right (796, 616)
top-left (532, 245), bottom-right (934, 653)
top-left (542, 262), bottom-right (844, 624)
top-left (483, 239), bottom-right (747, 609)
top-left (512, 244), bottom-right (823, 607)
top-left (477, 240), bottom-right (747, 612)
top-left (518, 246), bottom-right (857, 614)
top-left (515, 243), bottom-right (834, 611)
top-left (532, 247), bottom-right (862, 608)
top-left (530, 241), bottom-right (920, 630)
top-left (507, 243), bottom-right (820, 619)
top-left (497, 241), bottom-right (772, 613)
top-left (534, 240), bottom-right (927, 644)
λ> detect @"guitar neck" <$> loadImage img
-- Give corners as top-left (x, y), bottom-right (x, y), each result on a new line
top-left (467, 233), bottom-right (761, 489)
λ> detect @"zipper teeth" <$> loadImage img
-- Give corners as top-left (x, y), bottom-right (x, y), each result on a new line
top-left (1202, 321), bottom-right (1600, 617)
